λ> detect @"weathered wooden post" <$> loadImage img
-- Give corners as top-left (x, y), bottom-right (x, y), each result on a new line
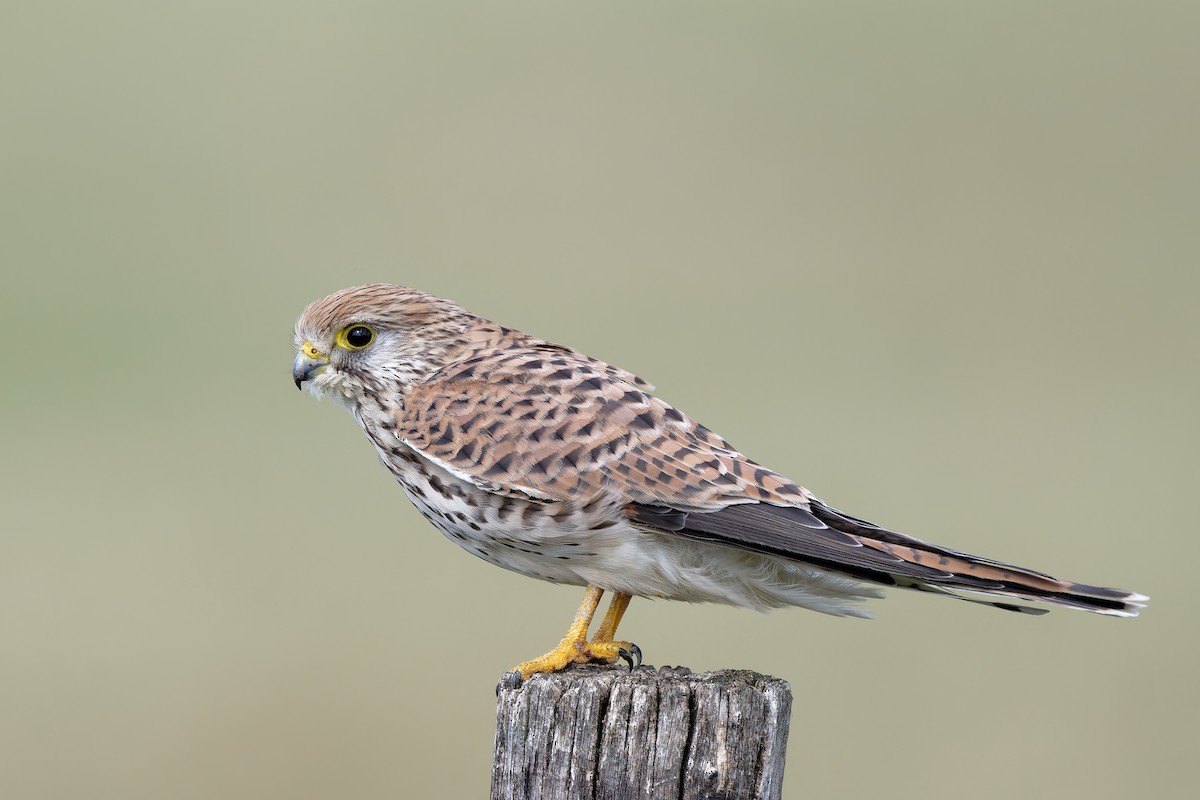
top-left (492, 665), bottom-right (792, 800)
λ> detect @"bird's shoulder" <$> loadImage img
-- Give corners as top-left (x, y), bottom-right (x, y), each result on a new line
top-left (394, 330), bottom-right (809, 508)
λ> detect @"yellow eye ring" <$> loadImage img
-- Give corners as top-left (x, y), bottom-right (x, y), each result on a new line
top-left (335, 324), bottom-right (376, 350)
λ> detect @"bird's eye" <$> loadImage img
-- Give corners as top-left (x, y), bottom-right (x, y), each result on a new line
top-left (337, 324), bottom-right (376, 350)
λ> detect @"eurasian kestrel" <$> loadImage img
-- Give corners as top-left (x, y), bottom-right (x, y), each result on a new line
top-left (292, 284), bottom-right (1145, 682)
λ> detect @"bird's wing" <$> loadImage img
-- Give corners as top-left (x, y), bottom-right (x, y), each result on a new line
top-left (397, 343), bottom-right (806, 509)
top-left (633, 500), bottom-right (1143, 615)
top-left (398, 345), bottom-right (1145, 616)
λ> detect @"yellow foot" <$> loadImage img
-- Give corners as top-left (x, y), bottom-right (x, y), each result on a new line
top-left (509, 637), bottom-right (642, 682)
top-left (500, 586), bottom-right (642, 688)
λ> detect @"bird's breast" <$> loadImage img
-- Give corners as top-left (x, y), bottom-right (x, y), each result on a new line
top-left (361, 428), bottom-right (622, 584)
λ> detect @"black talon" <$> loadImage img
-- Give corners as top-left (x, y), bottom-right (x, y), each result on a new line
top-left (629, 643), bottom-right (643, 668)
top-left (617, 648), bottom-right (635, 671)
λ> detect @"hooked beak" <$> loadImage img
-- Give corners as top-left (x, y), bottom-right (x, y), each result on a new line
top-left (293, 341), bottom-right (329, 389)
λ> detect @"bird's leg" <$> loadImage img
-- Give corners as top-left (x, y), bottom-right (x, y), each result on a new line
top-left (590, 592), bottom-right (641, 667)
top-left (508, 585), bottom-right (639, 682)
top-left (591, 592), bottom-right (630, 641)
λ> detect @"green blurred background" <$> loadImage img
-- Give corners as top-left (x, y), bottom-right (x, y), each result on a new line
top-left (2, 2), bottom-right (1195, 798)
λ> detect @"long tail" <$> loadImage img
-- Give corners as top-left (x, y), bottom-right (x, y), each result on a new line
top-left (636, 499), bottom-right (1148, 617)
top-left (807, 501), bottom-right (1149, 617)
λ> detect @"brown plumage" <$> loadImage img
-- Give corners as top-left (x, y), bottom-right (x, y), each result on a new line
top-left (293, 284), bottom-right (1146, 679)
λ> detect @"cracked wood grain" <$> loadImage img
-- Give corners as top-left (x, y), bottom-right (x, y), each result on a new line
top-left (492, 665), bottom-right (791, 800)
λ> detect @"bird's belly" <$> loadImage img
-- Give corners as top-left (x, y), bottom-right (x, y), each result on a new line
top-left (376, 442), bottom-right (878, 615)
top-left (378, 448), bottom-right (609, 585)
top-left (399, 479), bottom-right (877, 614)
top-left (405, 489), bottom-right (599, 585)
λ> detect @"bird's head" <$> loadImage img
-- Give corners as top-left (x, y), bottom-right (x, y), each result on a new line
top-left (293, 284), bottom-right (473, 409)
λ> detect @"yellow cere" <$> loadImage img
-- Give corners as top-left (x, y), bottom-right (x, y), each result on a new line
top-left (301, 341), bottom-right (327, 361)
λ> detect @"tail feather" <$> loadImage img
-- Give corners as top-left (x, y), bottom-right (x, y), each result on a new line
top-left (811, 501), bottom-right (1149, 617)
top-left (898, 580), bottom-right (1050, 615)
top-left (635, 498), bottom-right (1148, 617)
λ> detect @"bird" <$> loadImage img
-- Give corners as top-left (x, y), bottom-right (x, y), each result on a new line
top-left (292, 284), bottom-right (1146, 683)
